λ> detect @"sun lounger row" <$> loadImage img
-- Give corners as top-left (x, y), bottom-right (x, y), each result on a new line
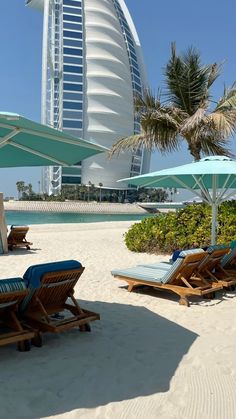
top-left (111, 244), bottom-right (236, 307)
top-left (0, 260), bottom-right (100, 351)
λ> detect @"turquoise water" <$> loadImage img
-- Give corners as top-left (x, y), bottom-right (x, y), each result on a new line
top-left (5, 211), bottom-right (154, 225)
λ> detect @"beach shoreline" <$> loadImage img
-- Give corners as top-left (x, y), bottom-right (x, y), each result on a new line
top-left (1, 221), bottom-right (236, 419)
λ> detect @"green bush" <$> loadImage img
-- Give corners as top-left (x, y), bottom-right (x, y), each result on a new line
top-left (125, 202), bottom-right (236, 254)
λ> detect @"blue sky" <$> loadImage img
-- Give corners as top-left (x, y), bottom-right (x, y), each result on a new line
top-left (0, 0), bottom-right (236, 197)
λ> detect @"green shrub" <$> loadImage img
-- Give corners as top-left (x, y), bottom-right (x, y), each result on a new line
top-left (125, 202), bottom-right (236, 254)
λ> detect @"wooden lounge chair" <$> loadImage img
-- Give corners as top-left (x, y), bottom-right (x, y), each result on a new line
top-left (21, 261), bottom-right (100, 345)
top-left (7, 226), bottom-right (32, 251)
top-left (111, 250), bottom-right (222, 307)
top-left (0, 278), bottom-right (35, 351)
top-left (194, 246), bottom-right (236, 290)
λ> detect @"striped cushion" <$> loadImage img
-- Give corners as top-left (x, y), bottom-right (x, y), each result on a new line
top-left (0, 278), bottom-right (26, 309)
top-left (112, 257), bottom-right (185, 285)
top-left (111, 266), bottom-right (171, 283)
top-left (0, 278), bottom-right (26, 293)
top-left (207, 244), bottom-right (229, 253)
top-left (178, 248), bottom-right (205, 257)
top-left (112, 249), bottom-right (205, 285)
top-left (138, 262), bottom-right (171, 270)
top-left (139, 249), bottom-right (205, 271)
top-left (221, 247), bottom-right (236, 267)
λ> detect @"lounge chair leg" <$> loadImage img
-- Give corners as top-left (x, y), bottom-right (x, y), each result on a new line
top-left (79, 323), bottom-right (91, 332)
top-left (17, 340), bottom-right (31, 352)
top-left (31, 332), bottom-right (43, 347)
top-left (179, 296), bottom-right (190, 307)
top-left (128, 283), bottom-right (135, 292)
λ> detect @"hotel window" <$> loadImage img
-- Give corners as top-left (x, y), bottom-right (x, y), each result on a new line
top-left (63, 120), bottom-right (83, 129)
top-left (64, 74), bottom-right (83, 83)
top-left (63, 47), bottom-right (83, 56)
top-left (63, 14), bottom-right (82, 23)
top-left (63, 110), bottom-right (83, 119)
top-left (63, 82), bottom-right (83, 91)
top-left (63, 22), bottom-right (83, 31)
top-left (63, 92), bottom-right (83, 101)
top-left (63, 65), bottom-right (83, 73)
top-left (63, 0), bottom-right (82, 6)
top-left (63, 101), bottom-right (83, 110)
top-left (64, 56), bottom-right (83, 65)
top-left (63, 7), bottom-right (82, 15)
top-left (63, 31), bottom-right (83, 39)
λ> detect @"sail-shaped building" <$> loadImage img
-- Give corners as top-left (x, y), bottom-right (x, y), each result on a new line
top-left (26, 0), bottom-right (150, 195)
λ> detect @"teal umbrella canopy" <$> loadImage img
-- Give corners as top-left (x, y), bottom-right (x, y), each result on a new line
top-left (119, 156), bottom-right (236, 244)
top-left (0, 112), bottom-right (108, 167)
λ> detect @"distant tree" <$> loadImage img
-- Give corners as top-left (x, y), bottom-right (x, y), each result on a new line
top-left (98, 182), bottom-right (103, 202)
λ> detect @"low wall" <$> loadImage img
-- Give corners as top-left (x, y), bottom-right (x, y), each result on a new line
top-left (4, 201), bottom-right (147, 215)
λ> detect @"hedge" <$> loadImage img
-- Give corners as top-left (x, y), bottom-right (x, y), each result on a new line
top-left (125, 202), bottom-right (236, 254)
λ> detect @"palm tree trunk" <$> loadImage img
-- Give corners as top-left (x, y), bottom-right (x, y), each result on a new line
top-left (188, 142), bottom-right (201, 161)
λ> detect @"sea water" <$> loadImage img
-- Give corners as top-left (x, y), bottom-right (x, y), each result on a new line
top-left (5, 211), bottom-right (154, 225)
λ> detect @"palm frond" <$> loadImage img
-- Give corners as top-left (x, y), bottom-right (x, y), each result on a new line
top-left (215, 85), bottom-right (236, 110)
top-left (164, 43), bottom-right (222, 115)
top-left (180, 108), bottom-right (206, 133)
top-left (207, 62), bottom-right (222, 88)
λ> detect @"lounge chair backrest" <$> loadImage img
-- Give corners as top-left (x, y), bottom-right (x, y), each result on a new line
top-left (7, 226), bottom-right (29, 243)
top-left (161, 249), bottom-right (205, 284)
top-left (221, 241), bottom-right (236, 267)
top-left (197, 246), bottom-right (229, 273)
top-left (21, 260), bottom-right (83, 312)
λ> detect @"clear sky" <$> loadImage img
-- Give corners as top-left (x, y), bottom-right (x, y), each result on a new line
top-left (0, 0), bottom-right (236, 197)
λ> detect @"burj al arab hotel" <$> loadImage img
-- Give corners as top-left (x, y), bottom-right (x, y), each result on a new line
top-left (26, 0), bottom-right (150, 195)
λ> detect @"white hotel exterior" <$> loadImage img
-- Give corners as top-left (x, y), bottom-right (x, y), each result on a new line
top-left (26, 0), bottom-right (150, 195)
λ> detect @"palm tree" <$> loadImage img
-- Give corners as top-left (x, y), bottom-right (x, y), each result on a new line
top-left (16, 181), bottom-right (25, 200)
top-left (110, 43), bottom-right (236, 161)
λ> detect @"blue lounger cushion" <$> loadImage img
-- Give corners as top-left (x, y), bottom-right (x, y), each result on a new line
top-left (23, 260), bottom-right (82, 289)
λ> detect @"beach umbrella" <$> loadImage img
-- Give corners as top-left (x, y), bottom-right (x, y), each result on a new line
top-left (0, 111), bottom-right (108, 253)
top-left (0, 112), bottom-right (108, 167)
top-left (118, 156), bottom-right (236, 245)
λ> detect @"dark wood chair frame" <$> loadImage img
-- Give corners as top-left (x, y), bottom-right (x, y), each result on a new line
top-left (23, 267), bottom-right (100, 345)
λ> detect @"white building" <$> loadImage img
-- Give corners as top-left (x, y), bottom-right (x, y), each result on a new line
top-left (26, 0), bottom-right (150, 195)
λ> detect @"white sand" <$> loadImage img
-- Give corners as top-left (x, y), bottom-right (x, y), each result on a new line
top-left (1, 221), bottom-right (236, 419)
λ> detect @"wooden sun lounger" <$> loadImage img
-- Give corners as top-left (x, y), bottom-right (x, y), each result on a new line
top-left (7, 226), bottom-right (32, 251)
top-left (194, 248), bottom-right (236, 290)
top-left (0, 285), bottom-right (35, 351)
top-left (23, 267), bottom-right (100, 345)
top-left (112, 252), bottom-right (222, 307)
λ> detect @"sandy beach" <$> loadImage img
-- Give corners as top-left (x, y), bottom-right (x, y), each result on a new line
top-left (1, 221), bottom-right (236, 419)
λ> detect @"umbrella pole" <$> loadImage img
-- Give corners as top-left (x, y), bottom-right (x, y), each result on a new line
top-left (211, 175), bottom-right (218, 245)
top-left (0, 193), bottom-right (8, 253)
top-left (211, 203), bottom-right (218, 245)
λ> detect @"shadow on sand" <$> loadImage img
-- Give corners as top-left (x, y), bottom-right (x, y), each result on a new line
top-left (0, 300), bottom-right (198, 418)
